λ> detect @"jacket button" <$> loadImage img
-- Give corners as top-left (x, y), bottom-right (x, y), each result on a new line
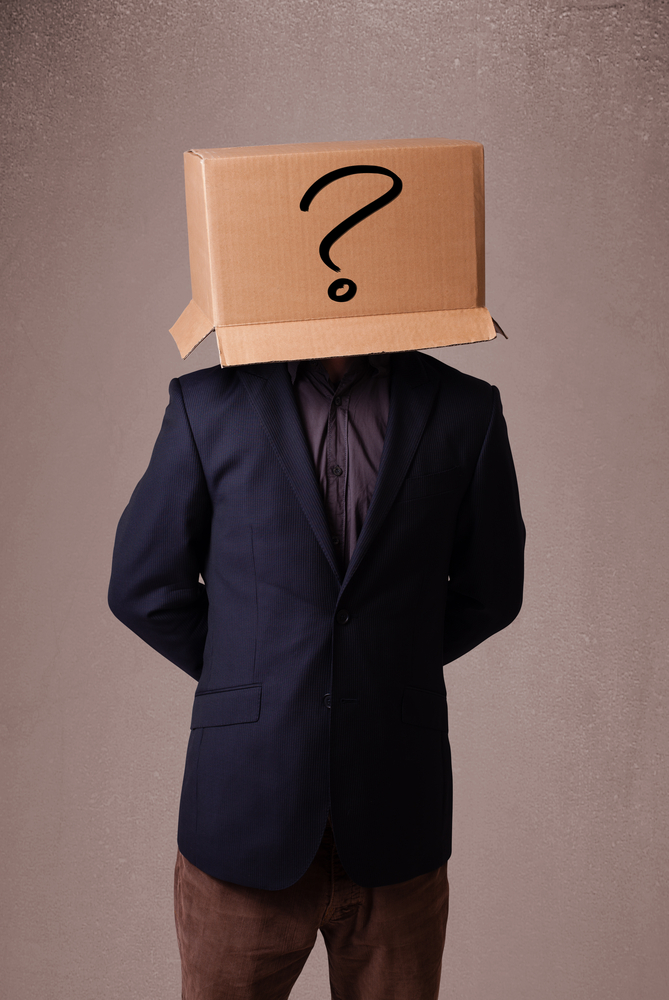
top-left (323, 694), bottom-right (331, 708)
top-left (336, 609), bottom-right (350, 624)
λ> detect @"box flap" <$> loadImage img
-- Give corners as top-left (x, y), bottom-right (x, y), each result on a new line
top-left (169, 298), bottom-right (214, 359)
top-left (215, 307), bottom-right (495, 367)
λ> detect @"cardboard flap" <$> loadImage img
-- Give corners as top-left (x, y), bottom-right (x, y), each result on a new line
top-left (215, 306), bottom-right (496, 368)
top-left (169, 299), bottom-right (214, 359)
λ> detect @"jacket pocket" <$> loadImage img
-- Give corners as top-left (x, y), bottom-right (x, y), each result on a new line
top-left (402, 685), bottom-right (448, 732)
top-left (190, 684), bottom-right (262, 729)
top-left (399, 465), bottom-right (466, 502)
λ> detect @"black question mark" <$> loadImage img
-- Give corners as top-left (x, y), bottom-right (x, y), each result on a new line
top-left (300, 165), bottom-right (403, 302)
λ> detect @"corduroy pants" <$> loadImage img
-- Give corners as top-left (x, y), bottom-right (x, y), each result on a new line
top-left (174, 816), bottom-right (449, 1000)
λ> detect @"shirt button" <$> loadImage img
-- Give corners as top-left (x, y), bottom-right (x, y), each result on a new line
top-left (334, 396), bottom-right (342, 406)
top-left (331, 465), bottom-right (343, 477)
top-left (332, 536), bottom-right (340, 546)
top-left (323, 694), bottom-right (332, 708)
top-left (336, 609), bottom-right (350, 624)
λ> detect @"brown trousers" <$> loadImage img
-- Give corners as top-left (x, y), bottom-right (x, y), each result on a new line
top-left (174, 817), bottom-right (449, 1000)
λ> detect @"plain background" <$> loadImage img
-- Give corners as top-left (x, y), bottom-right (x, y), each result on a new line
top-left (1, 1), bottom-right (667, 998)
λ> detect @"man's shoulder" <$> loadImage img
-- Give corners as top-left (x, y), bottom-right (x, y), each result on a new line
top-left (410, 351), bottom-right (494, 408)
top-left (174, 363), bottom-right (231, 391)
top-left (174, 361), bottom-right (282, 392)
top-left (170, 362), bottom-right (243, 407)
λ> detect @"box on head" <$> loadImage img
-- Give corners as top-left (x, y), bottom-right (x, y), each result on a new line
top-left (169, 138), bottom-right (497, 367)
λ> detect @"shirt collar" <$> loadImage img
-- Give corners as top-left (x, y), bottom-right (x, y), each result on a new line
top-left (287, 354), bottom-right (390, 385)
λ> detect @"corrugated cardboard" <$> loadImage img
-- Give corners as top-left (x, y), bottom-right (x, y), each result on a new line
top-left (169, 138), bottom-right (496, 366)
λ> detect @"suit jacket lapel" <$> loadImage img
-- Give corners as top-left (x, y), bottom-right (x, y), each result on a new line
top-left (237, 362), bottom-right (342, 582)
top-left (341, 351), bottom-right (439, 590)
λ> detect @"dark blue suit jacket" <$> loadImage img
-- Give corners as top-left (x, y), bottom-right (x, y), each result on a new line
top-left (108, 351), bottom-right (525, 889)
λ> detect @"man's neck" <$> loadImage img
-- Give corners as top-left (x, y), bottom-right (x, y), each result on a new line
top-left (319, 355), bottom-right (362, 388)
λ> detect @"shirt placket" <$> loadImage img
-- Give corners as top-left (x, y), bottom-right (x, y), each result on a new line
top-left (326, 384), bottom-right (351, 560)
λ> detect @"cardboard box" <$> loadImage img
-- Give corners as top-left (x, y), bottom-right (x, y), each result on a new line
top-left (169, 138), bottom-right (496, 366)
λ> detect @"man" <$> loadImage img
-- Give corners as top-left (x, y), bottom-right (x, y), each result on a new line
top-left (108, 346), bottom-right (525, 1000)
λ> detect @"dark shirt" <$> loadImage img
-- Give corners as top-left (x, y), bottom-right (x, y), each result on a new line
top-left (287, 355), bottom-right (390, 570)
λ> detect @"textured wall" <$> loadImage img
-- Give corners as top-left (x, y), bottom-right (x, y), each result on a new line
top-left (1, 1), bottom-right (667, 998)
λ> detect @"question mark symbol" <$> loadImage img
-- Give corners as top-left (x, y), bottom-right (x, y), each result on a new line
top-left (300, 165), bottom-right (403, 302)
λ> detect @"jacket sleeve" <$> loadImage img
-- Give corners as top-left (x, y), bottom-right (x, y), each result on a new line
top-left (443, 385), bottom-right (526, 665)
top-left (108, 378), bottom-right (212, 681)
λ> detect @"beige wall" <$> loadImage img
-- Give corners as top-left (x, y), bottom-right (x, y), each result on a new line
top-left (2, 1), bottom-right (667, 997)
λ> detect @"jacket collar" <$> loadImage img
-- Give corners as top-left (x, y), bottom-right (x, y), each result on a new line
top-left (236, 361), bottom-right (342, 580)
top-left (341, 351), bottom-right (438, 590)
top-left (237, 352), bottom-right (439, 589)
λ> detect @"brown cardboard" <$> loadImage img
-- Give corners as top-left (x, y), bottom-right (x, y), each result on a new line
top-left (169, 139), bottom-right (496, 365)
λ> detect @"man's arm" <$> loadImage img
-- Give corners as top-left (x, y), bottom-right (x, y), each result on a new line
top-left (108, 378), bottom-right (211, 681)
top-left (443, 385), bottom-right (525, 665)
